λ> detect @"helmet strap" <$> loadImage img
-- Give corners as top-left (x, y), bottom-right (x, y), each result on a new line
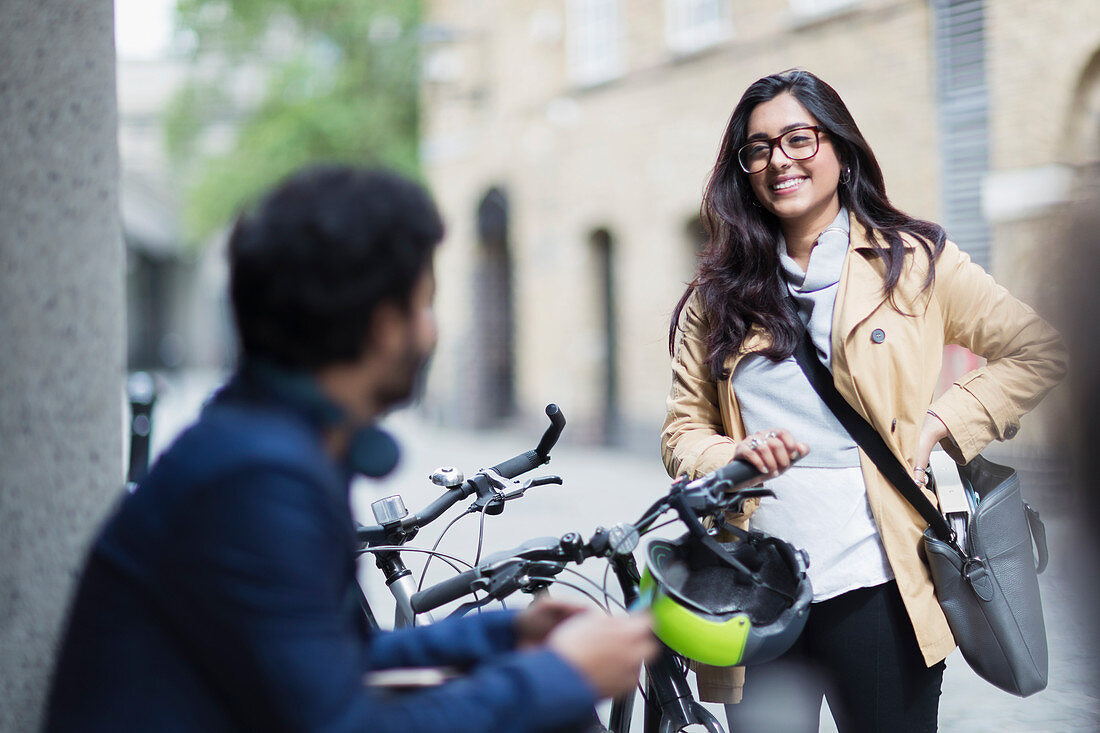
top-left (668, 487), bottom-right (799, 603)
top-left (671, 492), bottom-right (758, 581)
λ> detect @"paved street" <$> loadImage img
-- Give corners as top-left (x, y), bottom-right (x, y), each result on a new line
top-left (150, 376), bottom-right (1100, 732)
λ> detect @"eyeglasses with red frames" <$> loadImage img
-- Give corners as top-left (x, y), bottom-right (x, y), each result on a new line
top-left (736, 126), bottom-right (823, 174)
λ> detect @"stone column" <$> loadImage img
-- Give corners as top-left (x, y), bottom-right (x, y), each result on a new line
top-left (0, 1), bottom-right (124, 729)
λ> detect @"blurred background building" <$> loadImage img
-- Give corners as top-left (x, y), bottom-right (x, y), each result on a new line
top-left (419, 0), bottom-right (1100, 504)
top-left (116, 0), bottom-right (237, 374)
top-left (115, 0), bottom-right (1100, 495)
top-left (117, 0), bottom-right (191, 372)
top-left (114, 0), bottom-right (428, 449)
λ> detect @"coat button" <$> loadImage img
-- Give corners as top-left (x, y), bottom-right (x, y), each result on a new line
top-left (871, 328), bottom-right (886, 344)
top-left (1005, 425), bottom-right (1018, 439)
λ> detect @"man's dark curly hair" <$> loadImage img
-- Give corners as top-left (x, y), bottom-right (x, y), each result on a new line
top-left (228, 165), bottom-right (444, 370)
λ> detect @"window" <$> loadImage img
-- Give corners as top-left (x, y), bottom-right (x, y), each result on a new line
top-left (789, 0), bottom-right (858, 18)
top-left (934, 0), bottom-right (992, 268)
top-left (666, 0), bottom-right (731, 55)
top-left (566, 0), bottom-right (623, 87)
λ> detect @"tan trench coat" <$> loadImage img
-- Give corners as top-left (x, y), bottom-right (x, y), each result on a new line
top-left (661, 221), bottom-right (1067, 703)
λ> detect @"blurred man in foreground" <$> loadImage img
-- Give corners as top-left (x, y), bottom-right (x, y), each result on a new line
top-left (45, 166), bottom-right (656, 732)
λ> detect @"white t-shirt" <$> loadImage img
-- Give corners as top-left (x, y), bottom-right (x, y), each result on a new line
top-left (749, 466), bottom-right (893, 601)
top-left (736, 209), bottom-right (894, 601)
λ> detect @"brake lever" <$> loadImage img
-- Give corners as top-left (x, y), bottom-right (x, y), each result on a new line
top-left (718, 487), bottom-right (775, 513)
top-left (466, 468), bottom-right (514, 515)
top-left (477, 562), bottom-right (526, 601)
top-left (449, 567), bottom-right (522, 618)
top-left (470, 492), bottom-right (506, 515)
top-left (471, 470), bottom-right (564, 514)
top-left (501, 474), bottom-right (563, 501)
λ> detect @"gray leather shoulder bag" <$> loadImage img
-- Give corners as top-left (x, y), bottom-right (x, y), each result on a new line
top-left (792, 325), bottom-right (1049, 697)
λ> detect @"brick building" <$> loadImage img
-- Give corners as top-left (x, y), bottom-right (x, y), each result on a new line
top-left (419, 0), bottom-right (1100, 465)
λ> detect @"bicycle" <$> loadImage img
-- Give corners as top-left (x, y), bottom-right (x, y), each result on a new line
top-left (407, 458), bottom-right (788, 733)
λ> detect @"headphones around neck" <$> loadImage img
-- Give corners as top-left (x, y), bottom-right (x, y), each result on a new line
top-left (244, 360), bottom-right (400, 478)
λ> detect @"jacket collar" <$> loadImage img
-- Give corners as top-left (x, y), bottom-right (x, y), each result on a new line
top-left (733, 220), bottom-right (906, 366)
top-left (832, 219), bottom-right (899, 346)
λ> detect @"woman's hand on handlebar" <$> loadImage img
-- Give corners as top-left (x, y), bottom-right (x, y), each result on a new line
top-left (514, 597), bottom-right (586, 649)
top-left (734, 428), bottom-right (808, 478)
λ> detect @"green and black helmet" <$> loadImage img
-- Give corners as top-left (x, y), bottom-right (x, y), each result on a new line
top-left (640, 529), bottom-right (812, 667)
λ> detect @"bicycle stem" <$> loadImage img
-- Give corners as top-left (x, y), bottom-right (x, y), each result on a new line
top-left (373, 550), bottom-right (428, 628)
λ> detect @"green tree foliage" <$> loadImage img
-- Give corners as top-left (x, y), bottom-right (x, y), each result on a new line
top-left (166, 0), bottom-right (423, 242)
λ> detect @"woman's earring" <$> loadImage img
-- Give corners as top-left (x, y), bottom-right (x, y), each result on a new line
top-left (839, 166), bottom-right (851, 185)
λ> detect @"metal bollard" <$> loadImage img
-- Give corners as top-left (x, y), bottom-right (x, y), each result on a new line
top-left (126, 371), bottom-right (157, 489)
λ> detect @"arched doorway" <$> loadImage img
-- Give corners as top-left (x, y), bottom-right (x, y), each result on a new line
top-left (589, 227), bottom-right (619, 444)
top-left (471, 187), bottom-right (516, 425)
top-left (1066, 45), bottom-right (1100, 189)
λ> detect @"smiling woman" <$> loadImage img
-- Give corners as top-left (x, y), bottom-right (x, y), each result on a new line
top-left (661, 69), bottom-right (1067, 732)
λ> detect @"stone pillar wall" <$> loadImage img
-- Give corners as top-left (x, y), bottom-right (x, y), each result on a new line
top-left (0, 1), bottom-right (124, 728)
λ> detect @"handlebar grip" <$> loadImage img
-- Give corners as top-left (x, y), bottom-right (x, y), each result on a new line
top-left (490, 450), bottom-right (542, 480)
top-left (535, 404), bottom-right (566, 459)
top-left (489, 404), bottom-right (566, 479)
top-left (707, 458), bottom-right (767, 487)
top-left (410, 569), bottom-right (483, 614)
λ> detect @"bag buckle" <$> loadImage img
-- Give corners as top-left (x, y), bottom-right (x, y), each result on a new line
top-left (963, 557), bottom-right (995, 602)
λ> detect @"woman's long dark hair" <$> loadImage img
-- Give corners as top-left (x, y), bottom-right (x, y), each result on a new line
top-left (670, 69), bottom-right (945, 379)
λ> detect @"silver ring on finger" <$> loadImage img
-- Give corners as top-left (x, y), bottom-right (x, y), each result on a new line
top-left (747, 437), bottom-right (761, 450)
top-left (766, 431), bottom-right (778, 439)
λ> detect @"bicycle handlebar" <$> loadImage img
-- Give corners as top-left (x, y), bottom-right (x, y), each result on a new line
top-left (689, 457), bottom-right (764, 490)
top-left (411, 568), bottom-right (484, 614)
top-left (406, 457), bottom-right (782, 612)
top-left (489, 404), bottom-right (565, 479)
top-left (488, 450), bottom-right (544, 481)
top-left (410, 486), bottom-right (472, 528)
top-left (534, 404), bottom-right (565, 460)
top-left (356, 404), bottom-right (567, 546)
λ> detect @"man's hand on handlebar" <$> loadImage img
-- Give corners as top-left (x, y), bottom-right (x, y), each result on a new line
top-left (514, 597), bottom-right (586, 649)
top-left (546, 612), bottom-right (659, 699)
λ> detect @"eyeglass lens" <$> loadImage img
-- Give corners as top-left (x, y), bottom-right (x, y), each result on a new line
top-left (739, 128), bottom-right (819, 174)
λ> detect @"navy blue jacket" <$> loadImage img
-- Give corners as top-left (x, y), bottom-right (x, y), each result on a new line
top-left (45, 376), bottom-right (595, 731)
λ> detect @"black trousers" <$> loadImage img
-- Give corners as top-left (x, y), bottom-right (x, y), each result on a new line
top-left (725, 581), bottom-right (944, 733)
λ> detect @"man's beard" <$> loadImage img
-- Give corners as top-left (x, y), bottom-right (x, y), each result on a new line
top-left (375, 338), bottom-right (433, 412)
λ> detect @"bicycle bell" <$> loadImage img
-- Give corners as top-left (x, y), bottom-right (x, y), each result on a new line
top-left (429, 466), bottom-right (464, 488)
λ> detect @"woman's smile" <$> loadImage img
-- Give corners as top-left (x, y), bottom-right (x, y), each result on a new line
top-left (769, 175), bottom-right (808, 194)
